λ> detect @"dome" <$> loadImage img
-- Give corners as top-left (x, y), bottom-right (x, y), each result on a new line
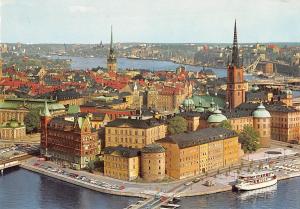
top-left (207, 108), bottom-right (227, 123)
top-left (282, 85), bottom-right (292, 95)
top-left (195, 107), bottom-right (205, 113)
top-left (252, 103), bottom-right (271, 118)
top-left (252, 85), bottom-right (259, 92)
top-left (141, 144), bottom-right (165, 153)
top-left (9, 120), bottom-right (20, 128)
top-left (183, 98), bottom-right (195, 107)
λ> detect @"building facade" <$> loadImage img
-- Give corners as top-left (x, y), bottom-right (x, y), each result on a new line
top-left (157, 127), bottom-right (241, 179)
top-left (105, 118), bottom-right (166, 149)
top-left (141, 144), bottom-right (166, 181)
top-left (40, 103), bottom-right (98, 169)
top-left (103, 146), bottom-right (140, 181)
top-left (0, 119), bottom-right (26, 140)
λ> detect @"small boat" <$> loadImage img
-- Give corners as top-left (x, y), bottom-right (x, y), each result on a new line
top-left (168, 197), bottom-right (180, 204)
top-left (234, 170), bottom-right (277, 191)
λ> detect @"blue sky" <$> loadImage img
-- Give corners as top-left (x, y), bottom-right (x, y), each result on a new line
top-left (0, 0), bottom-right (299, 43)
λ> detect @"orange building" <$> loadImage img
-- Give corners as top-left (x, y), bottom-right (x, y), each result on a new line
top-left (157, 127), bottom-right (241, 179)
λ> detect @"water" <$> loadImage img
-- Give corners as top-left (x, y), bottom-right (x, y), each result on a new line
top-left (0, 168), bottom-right (139, 209)
top-left (1, 169), bottom-right (300, 209)
top-left (51, 55), bottom-right (229, 78)
top-left (180, 178), bottom-right (300, 209)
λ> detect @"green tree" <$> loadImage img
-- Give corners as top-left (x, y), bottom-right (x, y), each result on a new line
top-left (218, 120), bottom-right (233, 130)
top-left (87, 160), bottom-right (95, 172)
top-left (24, 109), bottom-right (40, 133)
top-left (167, 116), bottom-right (187, 135)
top-left (239, 125), bottom-right (260, 153)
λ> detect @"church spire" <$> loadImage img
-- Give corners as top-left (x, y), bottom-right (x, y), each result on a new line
top-left (110, 25), bottom-right (113, 50)
top-left (42, 100), bottom-right (51, 117)
top-left (231, 19), bottom-right (240, 67)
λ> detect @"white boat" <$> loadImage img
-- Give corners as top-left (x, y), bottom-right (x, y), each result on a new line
top-left (234, 170), bottom-right (277, 191)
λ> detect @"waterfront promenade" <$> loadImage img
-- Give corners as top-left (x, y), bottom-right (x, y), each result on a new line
top-left (20, 152), bottom-right (300, 199)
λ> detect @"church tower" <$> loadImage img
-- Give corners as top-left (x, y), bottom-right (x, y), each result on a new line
top-left (0, 59), bottom-right (3, 80)
top-left (40, 100), bottom-right (52, 156)
top-left (107, 25), bottom-right (117, 73)
top-left (226, 20), bottom-right (245, 110)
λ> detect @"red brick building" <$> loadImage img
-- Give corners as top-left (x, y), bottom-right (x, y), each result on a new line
top-left (41, 102), bottom-right (98, 169)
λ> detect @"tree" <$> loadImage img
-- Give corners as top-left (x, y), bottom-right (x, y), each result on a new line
top-left (218, 120), bottom-right (233, 130)
top-left (24, 109), bottom-right (40, 133)
top-left (239, 125), bottom-right (260, 153)
top-left (167, 116), bottom-right (187, 135)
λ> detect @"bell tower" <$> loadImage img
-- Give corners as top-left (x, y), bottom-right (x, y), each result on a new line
top-left (107, 25), bottom-right (117, 73)
top-left (226, 20), bottom-right (245, 110)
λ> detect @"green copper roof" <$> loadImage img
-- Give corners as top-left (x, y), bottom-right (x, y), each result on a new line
top-left (0, 120), bottom-right (24, 128)
top-left (42, 101), bottom-right (51, 117)
top-left (183, 98), bottom-right (195, 107)
top-left (195, 107), bottom-right (205, 113)
top-left (282, 85), bottom-right (292, 95)
top-left (0, 102), bottom-right (21, 110)
top-left (192, 95), bottom-right (225, 108)
top-left (67, 105), bottom-right (81, 114)
top-left (207, 108), bottom-right (227, 123)
top-left (252, 103), bottom-right (271, 118)
top-left (252, 85), bottom-right (259, 92)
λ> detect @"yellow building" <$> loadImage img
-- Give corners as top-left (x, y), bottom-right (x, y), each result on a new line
top-left (268, 105), bottom-right (300, 143)
top-left (105, 118), bottom-right (166, 149)
top-left (141, 143), bottom-right (165, 181)
top-left (103, 146), bottom-right (140, 181)
top-left (158, 127), bottom-right (241, 179)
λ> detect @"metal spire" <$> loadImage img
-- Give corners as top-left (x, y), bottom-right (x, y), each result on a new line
top-left (42, 100), bottom-right (51, 117)
top-left (110, 25), bottom-right (113, 50)
top-left (232, 19), bottom-right (240, 67)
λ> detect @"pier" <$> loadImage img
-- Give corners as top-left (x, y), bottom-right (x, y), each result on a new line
top-left (0, 160), bottom-right (21, 175)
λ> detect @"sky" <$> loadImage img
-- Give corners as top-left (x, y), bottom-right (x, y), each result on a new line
top-left (0, 0), bottom-right (299, 44)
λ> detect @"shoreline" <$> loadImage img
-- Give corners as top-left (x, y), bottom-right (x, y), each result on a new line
top-left (20, 162), bottom-right (300, 199)
top-left (20, 163), bottom-right (149, 198)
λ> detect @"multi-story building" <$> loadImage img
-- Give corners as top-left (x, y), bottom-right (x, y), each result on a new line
top-left (141, 144), bottom-right (166, 181)
top-left (146, 83), bottom-right (192, 112)
top-left (40, 102), bottom-right (98, 169)
top-left (0, 102), bottom-right (29, 124)
top-left (268, 105), bottom-right (300, 143)
top-left (103, 146), bottom-right (140, 181)
top-left (0, 119), bottom-right (26, 140)
top-left (105, 118), bottom-right (166, 148)
top-left (157, 127), bottom-right (241, 179)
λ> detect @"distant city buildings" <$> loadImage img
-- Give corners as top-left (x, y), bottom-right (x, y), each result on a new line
top-left (1, 21), bottom-right (300, 184)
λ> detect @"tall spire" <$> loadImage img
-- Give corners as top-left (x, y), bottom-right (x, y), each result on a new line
top-left (231, 19), bottom-right (240, 67)
top-left (110, 25), bottom-right (113, 50)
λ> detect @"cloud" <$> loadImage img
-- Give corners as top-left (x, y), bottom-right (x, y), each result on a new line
top-left (69, 5), bottom-right (96, 13)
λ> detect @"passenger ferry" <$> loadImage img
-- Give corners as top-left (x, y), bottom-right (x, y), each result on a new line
top-left (234, 170), bottom-right (277, 191)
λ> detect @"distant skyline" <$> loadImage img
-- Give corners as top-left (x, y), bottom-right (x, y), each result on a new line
top-left (1, 0), bottom-right (300, 44)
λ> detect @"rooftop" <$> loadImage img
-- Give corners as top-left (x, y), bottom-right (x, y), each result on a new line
top-left (106, 118), bottom-right (163, 129)
top-left (158, 127), bottom-right (237, 149)
top-left (103, 146), bottom-right (140, 158)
